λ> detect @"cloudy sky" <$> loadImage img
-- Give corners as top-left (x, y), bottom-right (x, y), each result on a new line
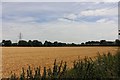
top-left (2, 2), bottom-right (118, 43)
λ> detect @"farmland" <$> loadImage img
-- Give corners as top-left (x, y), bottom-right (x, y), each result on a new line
top-left (2, 47), bottom-right (118, 78)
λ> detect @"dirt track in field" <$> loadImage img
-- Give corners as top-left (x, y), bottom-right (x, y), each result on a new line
top-left (2, 47), bottom-right (118, 77)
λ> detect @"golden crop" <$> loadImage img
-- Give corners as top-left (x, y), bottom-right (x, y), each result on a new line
top-left (2, 47), bottom-right (118, 77)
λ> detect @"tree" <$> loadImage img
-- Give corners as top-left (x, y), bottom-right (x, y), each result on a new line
top-left (115, 39), bottom-right (120, 45)
top-left (2, 40), bottom-right (12, 46)
top-left (85, 41), bottom-right (91, 45)
top-left (5, 40), bottom-right (12, 46)
top-left (32, 40), bottom-right (42, 47)
top-left (100, 40), bottom-right (107, 45)
top-left (12, 43), bottom-right (17, 46)
top-left (53, 41), bottom-right (58, 46)
top-left (2, 40), bottom-right (5, 46)
top-left (18, 40), bottom-right (28, 46)
top-left (44, 41), bottom-right (52, 47)
top-left (28, 40), bottom-right (33, 47)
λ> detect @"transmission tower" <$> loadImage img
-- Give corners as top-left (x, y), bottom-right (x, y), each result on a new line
top-left (19, 32), bottom-right (22, 41)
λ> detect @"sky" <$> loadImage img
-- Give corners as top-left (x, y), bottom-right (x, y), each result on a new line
top-left (1, 0), bottom-right (120, 2)
top-left (1, 2), bottom-right (119, 43)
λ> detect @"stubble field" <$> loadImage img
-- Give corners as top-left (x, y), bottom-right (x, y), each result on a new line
top-left (2, 47), bottom-right (118, 77)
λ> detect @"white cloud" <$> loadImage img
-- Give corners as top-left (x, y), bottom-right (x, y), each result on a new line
top-left (96, 18), bottom-right (107, 23)
top-left (96, 14), bottom-right (118, 24)
top-left (58, 13), bottom-right (77, 22)
top-left (58, 18), bottom-right (72, 22)
top-left (63, 14), bottom-right (77, 21)
top-left (80, 7), bottom-right (118, 16)
top-left (96, 18), bottom-right (115, 24)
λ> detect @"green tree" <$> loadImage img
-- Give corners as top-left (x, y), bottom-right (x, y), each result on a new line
top-left (115, 39), bottom-right (120, 45)
top-left (32, 40), bottom-right (42, 47)
top-left (18, 40), bottom-right (28, 46)
top-left (2, 40), bottom-right (12, 46)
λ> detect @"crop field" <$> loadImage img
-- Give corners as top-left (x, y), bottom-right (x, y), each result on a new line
top-left (2, 47), bottom-right (118, 77)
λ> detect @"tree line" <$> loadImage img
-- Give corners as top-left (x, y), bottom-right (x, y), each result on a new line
top-left (0, 39), bottom-right (120, 47)
top-left (1, 40), bottom-right (77, 47)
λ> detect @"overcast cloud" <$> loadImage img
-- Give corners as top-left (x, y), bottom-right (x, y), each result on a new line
top-left (2, 2), bottom-right (118, 43)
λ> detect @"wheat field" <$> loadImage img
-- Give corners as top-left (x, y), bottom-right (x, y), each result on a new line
top-left (2, 47), bottom-right (118, 77)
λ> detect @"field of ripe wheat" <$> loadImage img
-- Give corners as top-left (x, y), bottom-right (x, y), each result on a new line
top-left (2, 47), bottom-right (118, 77)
